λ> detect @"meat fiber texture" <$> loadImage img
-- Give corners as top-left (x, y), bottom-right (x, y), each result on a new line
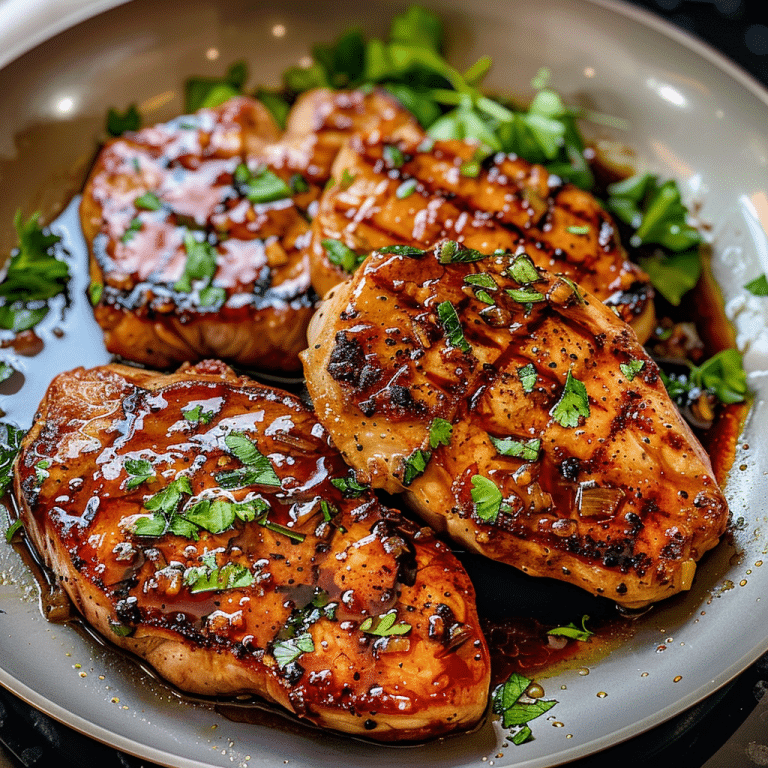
top-left (13, 361), bottom-right (490, 741)
top-left (301, 241), bottom-right (729, 609)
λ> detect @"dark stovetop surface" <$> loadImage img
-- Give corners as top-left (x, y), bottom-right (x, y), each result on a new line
top-left (2, 1), bottom-right (768, 767)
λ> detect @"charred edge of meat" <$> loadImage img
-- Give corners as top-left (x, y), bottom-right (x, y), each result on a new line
top-left (327, 331), bottom-right (382, 390)
top-left (564, 534), bottom-right (652, 576)
top-left (604, 280), bottom-right (655, 319)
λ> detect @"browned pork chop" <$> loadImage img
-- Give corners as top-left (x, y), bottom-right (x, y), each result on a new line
top-left (301, 241), bottom-right (728, 608)
top-left (81, 97), bottom-right (314, 371)
top-left (14, 361), bottom-right (490, 740)
top-left (305, 131), bottom-right (655, 342)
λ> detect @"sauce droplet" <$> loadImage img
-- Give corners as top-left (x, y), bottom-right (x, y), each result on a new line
top-left (673, 675), bottom-right (682, 683)
top-left (596, 691), bottom-right (607, 698)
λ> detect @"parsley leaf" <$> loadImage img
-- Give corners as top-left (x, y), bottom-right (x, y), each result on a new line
top-left (550, 369), bottom-right (590, 428)
top-left (620, 359), bottom-right (645, 381)
top-left (330, 474), bottom-right (369, 497)
top-left (489, 436), bottom-right (541, 461)
top-left (322, 239), bottom-right (365, 273)
top-left (175, 233), bottom-right (218, 294)
top-left (471, 474), bottom-right (503, 524)
top-left (437, 240), bottom-right (486, 264)
top-left (124, 458), bottom-right (155, 490)
top-left (272, 632), bottom-right (315, 668)
top-left (402, 448), bottom-right (431, 486)
top-left (437, 300), bottom-right (471, 353)
top-left (359, 611), bottom-right (411, 636)
top-left (106, 104), bottom-right (141, 136)
top-left (0, 422), bottom-right (24, 496)
top-left (215, 432), bottom-right (281, 489)
top-left (492, 672), bottom-right (558, 734)
top-left (517, 364), bottom-right (537, 393)
top-left (234, 162), bottom-right (292, 204)
top-left (548, 614), bottom-right (594, 642)
top-left (507, 254), bottom-right (540, 285)
top-left (182, 403), bottom-right (216, 425)
top-left (428, 417), bottom-right (453, 449)
top-left (185, 61), bottom-right (248, 112)
top-left (745, 274), bottom-right (768, 296)
top-left (184, 559), bottom-right (254, 594)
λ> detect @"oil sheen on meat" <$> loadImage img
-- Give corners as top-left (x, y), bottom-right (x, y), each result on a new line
top-left (13, 361), bottom-right (490, 740)
top-left (301, 241), bottom-right (728, 608)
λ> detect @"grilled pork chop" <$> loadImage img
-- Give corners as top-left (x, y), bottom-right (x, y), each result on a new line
top-left (13, 361), bottom-right (490, 740)
top-left (301, 241), bottom-right (728, 608)
top-left (305, 130), bottom-right (655, 342)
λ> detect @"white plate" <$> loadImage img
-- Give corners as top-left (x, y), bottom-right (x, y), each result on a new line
top-left (2, 1), bottom-right (768, 766)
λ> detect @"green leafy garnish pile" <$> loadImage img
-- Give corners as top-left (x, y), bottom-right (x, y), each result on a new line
top-left (661, 349), bottom-right (748, 407)
top-left (0, 212), bottom-right (68, 333)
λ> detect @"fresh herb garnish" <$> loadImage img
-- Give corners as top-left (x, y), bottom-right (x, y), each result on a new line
top-left (359, 611), bottom-right (412, 636)
top-left (464, 272), bottom-right (497, 290)
top-left (184, 552), bottom-right (254, 594)
top-left (395, 178), bottom-right (418, 199)
top-left (489, 436), bottom-right (541, 461)
top-left (745, 274), bottom-right (768, 296)
top-left (330, 474), bottom-right (369, 497)
top-left (1, 422), bottom-right (24, 496)
top-left (507, 254), bottom-right (540, 285)
top-left (0, 211), bottom-right (68, 333)
top-left (34, 459), bottom-right (51, 486)
top-left (378, 244), bottom-right (426, 258)
top-left (133, 475), bottom-right (193, 536)
top-left (492, 671), bottom-right (558, 743)
top-left (185, 61), bottom-right (248, 112)
top-left (88, 282), bottom-right (103, 306)
top-left (638, 250), bottom-right (702, 307)
top-left (566, 225), bottom-right (590, 235)
top-left (322, 238), bottom-right (365, 273)
top-left (517, 363), bottom-right (537, 394)
top-left (120, 217), bottom-right (142, 244)
top-left (661, 349), bottom-right (747, 407)
top-left (428, 417), bottom-right (453, 449)
top-left (402, 448), bottom-right (431, 486)
top-left (182, 403), bottom-right (216, 425)
top-left (0, 362), bottom-right (15, 384)
top-left (5, 518), bottom-right (23, 544)
top-left (550, 369), bottom-right (590, 428)
top-left (106, 104), bottom-right (141, 136)
top-left (234, 162), bottom-right (292, 204)
top-left (548, 614), bottom-right (594, 642)
top-left (174, 233), bottom-right (218, 294)
top-left (382, 143), bottom-right (406, 168)
top-left (506, 287), bottom-right (546, 304)
top-left (437, 300), bottom-right (471, 353)
top-left (124, 458), bottom-right (155, 490)
top-left (470, 474), bottom-right (503, 524)
top-left (272, 632), bottom-right (315, 668)
top-left (437, 240), bottom-right (486, 264)
top-left (134, 191), bottom-right (162, 211)
top-left (620, 359), bottom-right (645, 382)
top-left (214, 431), bottom-right (281, 489)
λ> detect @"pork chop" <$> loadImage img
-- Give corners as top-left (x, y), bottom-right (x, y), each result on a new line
top-left (13, 360), bottom-right (490, 740)
top-left (305, 130), bottom-right (655, 342)
top-left (301, 241), bottom-right (728, 608)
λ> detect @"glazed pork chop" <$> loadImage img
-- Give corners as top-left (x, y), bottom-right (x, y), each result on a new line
top-left (13, 361), bottom-right (490, 740)
top-left (305, 130), bottom-right (655, 342)
top-left (81, 96), bottom-right (314, 372)
top-left (301, 241), bottom-right (729, 608)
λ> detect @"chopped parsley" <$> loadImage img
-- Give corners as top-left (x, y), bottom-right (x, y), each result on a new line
top-left (402, 448), bottom-right (431, 486)
top-left (182, 403), bottom-right (216, 425)
top-left (359, 611), bottom-right (411, 636)
top-left (174, 233), bottom-right (219, 295)
top-left (378, 244), bottom-right (426, 258)
top-left (330, 474), bottom-right (369, 497)
top-left (34, 459), bottom-right (51, 486)
top-left (0, 422), bottom-right (23, 496)
top-left (437, 300), bottom-right (471, 353)
top-left (662, 349), bottom-right (748, 406)
top-left (620, 359), bottom-right (645, 381)
top-left (489, 435), bottom-right (541, 461)
top-left (0, 362), bottom-right (15, 384)
top-left (550, 369), bottom-right (590, 428)
top-left (382, 143), bottom-right (406, 168)
top-left (234, 162), bottom-right (292, 204)
top-left (215, 431), bottom-right (281, 489)
top-left (428, 417), bottom-right (453, 449)
top-left (134, 191), bottom-right (162, 211)
top-left (506, 287), bottom-right (545, 304)
top-left (322, 239), bottom-right (365, 273)
top-left (124, 458), bottom-right (155, 490)
top-left (272, 632), bottom-right (315, 668)
top-left (184, 552), bottom-right (254, 594)
top-left (437, 240), bottom-right (486, 264)
top-left (506, 254), bottom-right (540, 285)
top-left (395, 178), bottom-right (418, 198)
top-left (106, 104), bottom-right (141, 136)
top-left (517, 364), bottom-right (537, 393)
top-left (120, 217), bottom-right (142, 244)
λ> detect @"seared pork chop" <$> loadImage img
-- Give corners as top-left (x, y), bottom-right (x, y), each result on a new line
top-left (81, 97), bottom-right (314, 371)
top-left (301, 241), bottom-right (728, 608)
top-left (13, 361), bottom-right (490, 740)
top-left (305, 131), bottom-right (655, 342)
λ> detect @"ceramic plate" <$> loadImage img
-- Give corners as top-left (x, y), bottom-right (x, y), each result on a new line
top-left (2, 1), bottom-right (768, 766)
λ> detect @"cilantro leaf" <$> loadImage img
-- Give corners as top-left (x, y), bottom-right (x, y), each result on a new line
top-left (437, 240), bottom-right (486, 264)
top-left (428, 417), bottom-right (453, 449)
top-left (175, 233), bottom-right (218, 293)
top-left (330, 474), bottom-right (369, 497)
top-left (550, 369), bottom-right (590, 428)
top-left (184, 560), bottom-right (254, 593)
top-left (234, 162), bottom-right (292, 204)
top-left (0, 422), bottom-right (24, 496)
top-left (402, 448), bottom-right (431, 486)
top-left (272, 632), bottom-right (315, 668)
top-left (492, 672), bottom-right (558, 733)
top-left (215, 431), bottom-right (281, 488)
top-left (507, 254), bottom-right (540, 285)
top-left (471, 474), bottom-right (503, 523)
top-left (182, 403), bottom-right (216, 425)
